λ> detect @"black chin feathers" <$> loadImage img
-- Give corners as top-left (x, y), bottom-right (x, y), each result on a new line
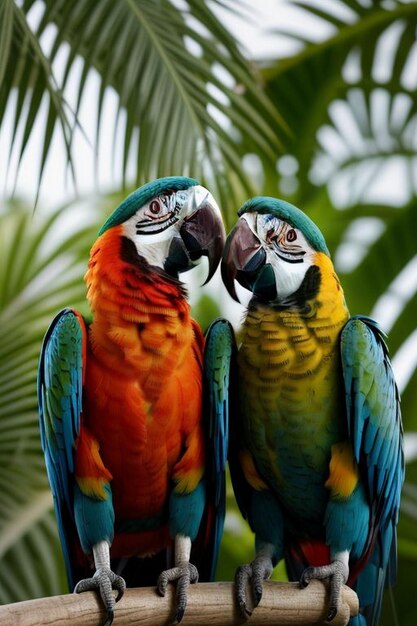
top-left (120, 236), bottom-right (187, 293)
top-left (279, 265), bottom-right (321, 309)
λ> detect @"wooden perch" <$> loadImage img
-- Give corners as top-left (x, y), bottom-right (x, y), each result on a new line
top-left (0, 580), bottom-right (358, 626)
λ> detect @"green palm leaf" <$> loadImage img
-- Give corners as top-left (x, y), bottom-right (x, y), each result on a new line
top-left (0, 199), bottom-right (105, 602)
top-left (336, 200), bottom-right (417, 427)
top-left (1, 0), bottom-right (285, 211)
top-left (264, 0), bottom-right (417, 203)
top-left (0, 0), bottom-right (73, 194)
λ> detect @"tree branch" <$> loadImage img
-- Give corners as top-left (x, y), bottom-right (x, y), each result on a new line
top-left (0, 580), bottom-right (358, 626)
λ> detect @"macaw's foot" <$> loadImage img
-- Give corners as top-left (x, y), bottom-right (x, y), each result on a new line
top-left (157, 561), bottom-right (199, 624)
top-left (74, 567), bottom-right (126, 626)
top-left (300, 559), bottom-right (349, 623)
top-left (235, 556), bottom-right (273, 617)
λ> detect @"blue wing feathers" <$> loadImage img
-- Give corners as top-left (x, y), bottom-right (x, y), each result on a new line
top-left (202, 317), bottom-right (236, 580)
top-left (341, 316), bottom-right (403, 519)
top-left (38, 307), bottom-right (87, 588)
top-left (341, 315), bottom-right (404, 625)
top-left (204, 319), bottom-right (235, 501)
top-left (363, 419), bottom-right (378, 456)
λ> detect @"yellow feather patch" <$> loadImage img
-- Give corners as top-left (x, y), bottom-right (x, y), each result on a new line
top-left (325, 441), bottom-right (359, 499)
top-left (76, 477), bottom-right (108, 500)
top-left (173, 467), bottom-right (203, 495)
top-left (240, 449), bottom-right (268, 491)
top-left (74, 426), bottom-right (112, 500)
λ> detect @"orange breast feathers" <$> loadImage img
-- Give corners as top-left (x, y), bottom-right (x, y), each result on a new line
top-left (84, 226), bottom-right (194, 380)
top-left (78, 226), bottom-right (205, 522)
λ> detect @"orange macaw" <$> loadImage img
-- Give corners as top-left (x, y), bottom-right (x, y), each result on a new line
top-left (38, 177), bottom-right (229, 624)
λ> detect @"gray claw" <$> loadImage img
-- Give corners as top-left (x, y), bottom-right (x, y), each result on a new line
top-left (300, 566), bottom-right (315, 588)
top-left (103, 609), bottom-right (114, 626)
top-left (174, 606), bottom-right (185, 624)
top-left (75, 566), bottom-right (126, 617)
top-left (157, 562), bottom-right (198, 624)
top-left (326, 607), bottom-right (338, 623)
top-left (235, 564), bottom-right (252, 616)
top-left (300, 559), bottom-right (348, 622)
top-left (235, 556), bottom-right (273, 616)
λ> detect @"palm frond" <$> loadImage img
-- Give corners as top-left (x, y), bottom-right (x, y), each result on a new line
top-left (335, 199), bottom-right (417, 432)
top-left (0, 0), bottom-right (73, 193)
top-left (0, 492), bottom-right (66, 603)
top-left (0, 199), bottom-right (103, 601)
top-left (340, 200), bottom-right (417, 312)
top-left (264, 0), bottom-right (417, 204)
top-left (2, 0), bottom-right (286, 212)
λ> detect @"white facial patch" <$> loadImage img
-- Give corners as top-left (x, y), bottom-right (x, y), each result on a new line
top-left (242, 212), bottom-right (316, 301)
top-left (122, 185), bottom-right (218, 269)
top-left (123, 213), bottom-right (178, 269)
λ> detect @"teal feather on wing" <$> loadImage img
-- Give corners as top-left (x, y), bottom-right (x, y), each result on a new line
top-left (198, 318), bottom-right (236, 581)
top-left (38, 307), bottom-right (86, 589)
top-left (341, 315), bottom-right (404, 626)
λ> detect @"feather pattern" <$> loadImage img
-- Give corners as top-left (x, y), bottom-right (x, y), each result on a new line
top-left (236, 253), bottom-right (349, 528)
top-left (199, 318), bottom-right (236, 580)
top-left (340, 315), bottom-right (404, 625)
top-left (38, 307), bottom-right (90, 589)
top-left (83, 226), bottom-right (206, 560)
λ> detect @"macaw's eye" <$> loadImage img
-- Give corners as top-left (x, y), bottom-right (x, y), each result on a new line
top-left (287, 228), bottom-right (297, 242)
top-left (149, 200), bottom-right (161, 215)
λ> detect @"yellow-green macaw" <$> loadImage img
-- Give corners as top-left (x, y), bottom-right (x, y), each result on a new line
top-left (221, 197), bottom-right (404, 626)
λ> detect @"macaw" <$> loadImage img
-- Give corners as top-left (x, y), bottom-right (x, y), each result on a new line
top-left (221, 197), bottom-right (404, 626)
top-left (38, 176), bottom-right (229, 625)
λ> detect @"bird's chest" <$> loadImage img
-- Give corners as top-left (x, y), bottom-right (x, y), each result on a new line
top-left (85, 319), bottom-right (196, 438)
top-left (239, 307), bottom-right (343, 412)
top-left (83, 318), bottom-right (200, 511)
top-left (238, 307), bottom-right (346, 515)
top-left (84, 357), bottom-right (182, 478)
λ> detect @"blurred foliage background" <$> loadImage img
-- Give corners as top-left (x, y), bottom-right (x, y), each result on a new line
top-left (1, 1), bottom-right (417, 624)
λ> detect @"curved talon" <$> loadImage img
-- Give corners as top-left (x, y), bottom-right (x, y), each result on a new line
top-left (326, 607), bottom-right (337, 623)
top-left (234, 556), bottom-right (273, 617)
top-left (235, 564), bottom-right (253, 616)
top-left (299, 560), bottom-right (348, 623)
top-left (103, 609), bottom-right (114, 626)
top-left (115, 587), bottom-right (124, 603)
top-left (252, 557), bottom-right (272, 607)
top-left (157, 566), bottom-right (181, 596)
top-left (157, 562), bottom-right (198, 624)
top-left (74, 566), bottom-right (126, 620)
top-left (300, 566), bottom-right (315, 588)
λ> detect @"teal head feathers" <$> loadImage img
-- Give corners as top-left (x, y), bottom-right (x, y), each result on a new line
top-left (98, 177), bottom-right (199, 235)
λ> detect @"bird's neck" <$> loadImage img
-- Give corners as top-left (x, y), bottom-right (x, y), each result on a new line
top-left (242, 253), bottom-right (349, 373)
top-left (84, 226), bottom-right (193, 376)
top-left (249, 252), bottom-right (348, 327)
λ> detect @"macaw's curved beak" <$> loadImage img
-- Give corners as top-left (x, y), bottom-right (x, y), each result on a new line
top-left (179, 186), bottom-right (226, 284)
top-left (221, 217), bottom-right (276, 303)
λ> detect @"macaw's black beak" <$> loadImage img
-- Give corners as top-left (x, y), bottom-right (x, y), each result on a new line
top-left (221, 217), bottom-right (277, 303)
top-left (179, 189), bottom-right (226, 284)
